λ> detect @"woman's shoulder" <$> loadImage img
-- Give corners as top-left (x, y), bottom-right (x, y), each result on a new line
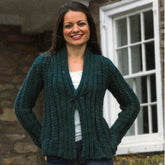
top-left (93, 54), bottom-right (114, 67)
top-left (33, 52), bottom-right (53, 65)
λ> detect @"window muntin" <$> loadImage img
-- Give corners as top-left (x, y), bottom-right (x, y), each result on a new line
top-left (114, 9), bottom-right (158, 136)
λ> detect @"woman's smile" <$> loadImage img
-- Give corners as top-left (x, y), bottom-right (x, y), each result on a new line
top-left (71, 34), bottom-right (83, 39)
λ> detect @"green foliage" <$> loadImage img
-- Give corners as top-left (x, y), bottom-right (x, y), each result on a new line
top-left (113, 152), bottom-right (164, 165)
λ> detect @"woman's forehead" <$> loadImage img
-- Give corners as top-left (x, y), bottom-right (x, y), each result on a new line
top-left (64, 11), bottom-right (87, 23)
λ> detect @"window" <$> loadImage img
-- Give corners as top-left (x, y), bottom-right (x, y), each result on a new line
top-left (100, 0), bottom-right (164, 154)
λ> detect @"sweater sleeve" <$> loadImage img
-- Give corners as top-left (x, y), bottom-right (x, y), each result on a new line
top-left (106, 59), bottom-right (140, 146)
top-left (14, 55), bottom-right (44, 148)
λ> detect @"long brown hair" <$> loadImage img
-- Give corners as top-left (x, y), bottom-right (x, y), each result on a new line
top-left (48, 1), bottom-right (102, 55)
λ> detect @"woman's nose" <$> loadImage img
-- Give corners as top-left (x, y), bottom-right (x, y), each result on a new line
top-left (72, 24), bottom-right (79, 32)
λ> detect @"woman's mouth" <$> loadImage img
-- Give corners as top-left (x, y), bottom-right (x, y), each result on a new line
top-left (71, 34), bottom-right (83, 39)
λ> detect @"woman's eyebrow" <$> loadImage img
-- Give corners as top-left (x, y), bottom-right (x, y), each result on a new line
top-left (64, 20), bottom-right (87, 24)
top-left (63, 22), bottom-right (73, 25)
top-left (77, 20), bottom-right (86, 23)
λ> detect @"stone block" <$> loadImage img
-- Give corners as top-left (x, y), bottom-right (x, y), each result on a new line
top-left (0, 107), bottom-right (17, 121)
top-left (0, 84), bottom-right (15, 91)
top-left (5, 122), bottom-right (24, 133)
top-left (16, 84), bottom-right (22, 90)
top-left (14, 142), bottom-right (38, 153)
top-left (0, 92), bottom-right (11, 98)
top-left (23, 66), bottom-right (30, 74)
top-left (0, 76), bottom-right (10, 82)
top-left (0, 100), bottom-right (12, 107)
top-left (6, 134), bottom-right (25, 141)
top-left (12, 75), bottom-right (25, 83)
top-left (0, 50), bottom-right (18, 75)
top-left (0, 143), bottom-right (10, 155)
top-left (1, 155), bottom-right (38, 165)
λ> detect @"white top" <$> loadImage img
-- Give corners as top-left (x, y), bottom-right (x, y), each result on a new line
top-left (69, 71), bottom-right (82, 141)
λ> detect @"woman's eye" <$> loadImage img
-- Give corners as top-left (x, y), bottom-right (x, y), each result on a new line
top-left (64, 24), bottom-right (72, 29)
top-left (78, 22), bottom-right (86, 26)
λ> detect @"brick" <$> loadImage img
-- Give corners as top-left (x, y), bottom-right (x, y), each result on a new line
top-left (24, 54), bottom-right (36, 63)
top-left (0, 107), bottom-right (17, 121)
top-left (0, 41), bottom-right (4, 48)
top-left (0, 143), bottom-right (10, 155)
top-left (0, 26), bottom-right (12, 32)
top-left (0, 25), bottom-right (21, 32)
top-left (6, 134), bottom-right (25, 141)
top-left (0, 107), bottom-right (3, 114)
top-left (14, 142), bottom-right (38, 153)
top-left (6, 34), bottom-right (33, 43)
top-left (0, 76), bottom-right (10, 82)
top-left (12, 43), bottom-right (36, 52)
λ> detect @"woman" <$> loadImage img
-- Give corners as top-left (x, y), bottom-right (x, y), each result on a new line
top-left (14, 1), bottom-right (140, 165)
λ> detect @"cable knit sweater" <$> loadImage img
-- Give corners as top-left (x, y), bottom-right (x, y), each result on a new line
top-left (14, 46), bottom-right (140, 159)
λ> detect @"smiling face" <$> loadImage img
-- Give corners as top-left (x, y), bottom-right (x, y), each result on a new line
top-left (63, 10), bottom-right (90, 48)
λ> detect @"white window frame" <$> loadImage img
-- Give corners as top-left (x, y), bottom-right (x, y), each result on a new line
top-left (100, 0), bottom-right (164, 154)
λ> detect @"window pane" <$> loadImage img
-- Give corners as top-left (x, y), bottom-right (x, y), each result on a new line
top-left (127, 78), bottom-right (133, 88)
top-left (130, 14), bottom-right (141, 43)
top-left (144, 10), bottom-right (154, 39)
top-left (150, 74), bottom-right (157, 102)
top-left (117, 48), bottom-right (128, 75)
top-left (145, 42), bottom-right (155, 70)
top-left (151, 105), bottom-right (158, 133)
top-left (135, 77), bottom-right (142, 102)
top-left (143, 106), bottom-right (149, 134)
top-left (137, 107), bottom-right (143, 134)
top-left (116, 18), bottom-right (127, 47)
top-left (131, 45), bottom-right (142, 73)
top-left (137, 106), bottom-right (149, 134)
top-left (141, 76), bottom-right (147, 103)
top-left (126, 122), bottom-right (135, 136)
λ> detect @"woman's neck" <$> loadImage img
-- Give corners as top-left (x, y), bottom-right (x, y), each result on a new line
top-left (66, 44), bottom-right (86, 72)
top-left (66, 44), bottom-right (86, 60)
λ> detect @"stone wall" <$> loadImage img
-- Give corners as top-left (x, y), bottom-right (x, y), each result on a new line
top-left (89, 0), bottom-right (164, 165)
top-left (0, 25), bottom-right (51, 165)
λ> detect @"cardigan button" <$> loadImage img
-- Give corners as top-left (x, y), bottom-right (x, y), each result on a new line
top-left (70, 98), bottom-right (75, 104)
top-left (70, 91), bottom-right (88, 104)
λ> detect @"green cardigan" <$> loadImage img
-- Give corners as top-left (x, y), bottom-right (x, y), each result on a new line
top-left (14, 46), bottom-right (140, 159)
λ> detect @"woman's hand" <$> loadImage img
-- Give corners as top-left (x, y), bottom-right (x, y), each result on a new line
top-left (45, 156), bottom-right (47, 161)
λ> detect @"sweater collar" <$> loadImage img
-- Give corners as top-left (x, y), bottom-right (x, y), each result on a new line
top-left (58, 46), bottom-right (91, 97)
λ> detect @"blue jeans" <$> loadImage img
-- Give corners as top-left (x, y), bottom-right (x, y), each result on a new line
top-left (45, 141), bottom-right (114, 165)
